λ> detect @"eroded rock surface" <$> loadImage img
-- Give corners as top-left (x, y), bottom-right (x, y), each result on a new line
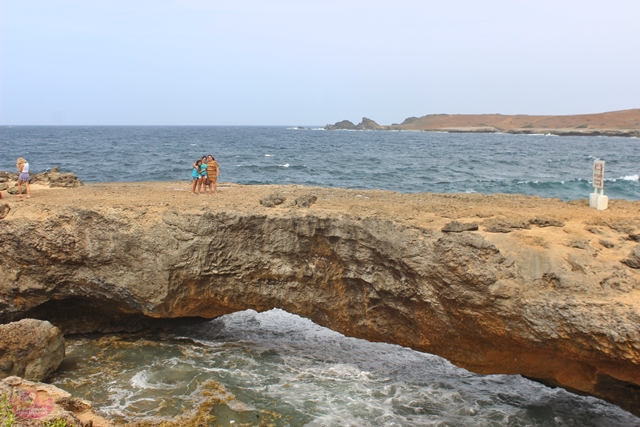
top-left (0, 319), bottom-right (64, 381)
top-left (1, 183), bottom-right (640, 415)
top-left (0, 376), bottom-right (112, 427)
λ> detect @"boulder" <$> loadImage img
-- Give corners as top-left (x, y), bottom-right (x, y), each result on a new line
top-left (48, 172), bottom-right (82, 188)
top-left (6, 187), bottom-right (25, 195)
top-left (622, 245), bottom-right (640, 269)
top-left (0, 376), bottom-right (112, 427)
top-left (259, 193), bottom-right (287, 208)
top-left (295, 194), bottom-right (317, 208)
top-left (0, 183), bottom-right (8, 191)
top-left (530, 217), bottom-right (565, 227)
top-left (0, 319), bottom-right (65, 381)
top-left (442, 221), bottom-right (479, 232)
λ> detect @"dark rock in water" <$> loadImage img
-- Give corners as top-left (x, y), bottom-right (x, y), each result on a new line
top-left (295, 194), bottom-right (317, 208)
top-left (530, 217), bottom-right (565, 228)
top-left (324, 120), bottom-right (358, 130)
top-left (0, 204), bottom-right (9, 219)
top-left (622, 245), bottom-right (640, 269)
top-left (442, 221), bottom-right (479, 232)
top-left (0, 319), bottom-right (65, 381)
top-left (260, 193), bottom-right (286, 207)
top-left (296, 126), bottom-right (307, 130)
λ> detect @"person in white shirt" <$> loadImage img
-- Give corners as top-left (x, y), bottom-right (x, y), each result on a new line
top-left (16, 157), bottom-right (31, 198)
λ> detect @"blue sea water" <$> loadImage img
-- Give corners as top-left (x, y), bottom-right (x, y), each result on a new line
top-left (1, 126), bottom-right (639, 200)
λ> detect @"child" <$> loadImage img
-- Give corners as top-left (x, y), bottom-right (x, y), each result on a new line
top-left (16, 157), bottom-right (31, 198)
top-left (191, 159), bottom-right (202, 195)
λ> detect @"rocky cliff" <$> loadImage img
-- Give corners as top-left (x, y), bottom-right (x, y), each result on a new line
top-left (324, 109), bottom-right (640, 136)
top-left (1, 183), bottom-right (640, 415)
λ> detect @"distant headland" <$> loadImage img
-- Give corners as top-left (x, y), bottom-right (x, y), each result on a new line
top-left (324, 109), bottom-right (640, 137)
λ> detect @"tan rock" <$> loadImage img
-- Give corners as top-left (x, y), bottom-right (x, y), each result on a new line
top-left (0, 319), bottom-right (64, 381)
top-left (0, 376), bottom-right (112, 427)
top-left (1, 182), bottom-right (640, 415)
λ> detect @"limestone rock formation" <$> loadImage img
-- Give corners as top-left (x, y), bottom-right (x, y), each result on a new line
top-left (0, 319), bottom-right (64, 381)
top-left (1, 183), bottom-right (640, 415)
top-left (0, 376), bottom-right (112, 427)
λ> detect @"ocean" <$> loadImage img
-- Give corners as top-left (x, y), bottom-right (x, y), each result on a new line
top-left (2, 126), bottom-right (640, 426)
top-left (1, 126), bottom-right (639, 200)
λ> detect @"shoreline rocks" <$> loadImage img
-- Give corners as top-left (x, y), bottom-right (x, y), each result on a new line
top-left (0, 319), bottom-right (65, 382)
top-left (0, 376), bottom-right (112, 427)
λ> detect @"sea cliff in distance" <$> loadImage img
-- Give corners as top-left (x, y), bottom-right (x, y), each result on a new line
top-left (324, 109), bottom-right (640, 137)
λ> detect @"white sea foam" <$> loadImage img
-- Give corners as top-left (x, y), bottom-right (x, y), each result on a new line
top-left (281, 163), bottom-right (290, 167)
top-left (622, 174), bottom-right (639, 182)
top-left (264, 154), bottom-right (272, 157)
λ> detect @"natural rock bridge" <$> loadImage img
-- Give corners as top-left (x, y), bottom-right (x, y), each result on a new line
top-left (1, 182), bottom-right (640, 415)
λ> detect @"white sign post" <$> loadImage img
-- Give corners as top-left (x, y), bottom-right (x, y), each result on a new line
top-left (590, 159), bottom-right (608, 210)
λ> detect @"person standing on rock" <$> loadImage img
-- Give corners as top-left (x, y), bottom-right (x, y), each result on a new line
top-left (191, 159), bottom-right (202, 195)
top-left (198, 155), bottom-right (210, 195)
top-left (16, 157), bottom-right (31, 198)
top-left (206, 154), bottom-right (219, 195)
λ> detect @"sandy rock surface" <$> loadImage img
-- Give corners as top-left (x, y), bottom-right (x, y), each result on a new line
top-left (1, 181), bottom-right (640, 415)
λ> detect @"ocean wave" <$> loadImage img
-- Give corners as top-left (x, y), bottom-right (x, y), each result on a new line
top-left (605, 174), bottom-right (639, 182)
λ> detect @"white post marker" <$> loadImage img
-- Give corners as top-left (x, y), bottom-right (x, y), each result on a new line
top-left (590, 159), bottom-right (608, 210)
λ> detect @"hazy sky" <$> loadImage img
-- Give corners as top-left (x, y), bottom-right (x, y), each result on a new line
top-left (1, 0), bottom-right (639, 125)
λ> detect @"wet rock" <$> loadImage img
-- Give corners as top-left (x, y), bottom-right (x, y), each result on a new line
top-left (622, 245), bottom-right (640, 269)
top-left (294, 194), bottom-right (317, 208)
top-left (259, 193), bottom-right (286, 207)
top-left (0, 204), bottom-right (9, 220)
top-left (0, 376), bottom-right (112, 427)
top-left (0, 319), bottom-right (65, 381)
top-left (530, 217), bottom-right (565, 227)
top-left (442, 221), bottom-right (479, 232)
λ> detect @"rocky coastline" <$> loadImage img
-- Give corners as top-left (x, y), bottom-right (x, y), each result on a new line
top-left (1, 181), bottom-right (640, 419)
top-left (324, 109), bottom-right (640, 137)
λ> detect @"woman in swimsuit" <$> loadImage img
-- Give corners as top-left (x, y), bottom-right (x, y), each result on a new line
top-left (191, 159), bottom-right (202, 195)
top-left (16, 157), bottom-right (31, 198)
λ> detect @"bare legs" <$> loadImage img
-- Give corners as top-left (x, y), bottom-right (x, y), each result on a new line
top-left (17, 180), bottom-right (30, 198)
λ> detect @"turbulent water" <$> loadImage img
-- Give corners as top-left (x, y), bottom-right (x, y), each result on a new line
top-left (1, 126), bottom-right (639, 200)
top-left (50, 310), bottom-right (640, 427)
top-left (3, 126), bottom-right (640, 425)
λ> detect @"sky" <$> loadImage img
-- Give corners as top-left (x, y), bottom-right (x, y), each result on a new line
top-left (1, 0), bottom-right (639, 125)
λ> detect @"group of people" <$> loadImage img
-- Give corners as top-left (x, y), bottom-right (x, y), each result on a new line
top-left (191, 155), bottom-right (220, 195)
